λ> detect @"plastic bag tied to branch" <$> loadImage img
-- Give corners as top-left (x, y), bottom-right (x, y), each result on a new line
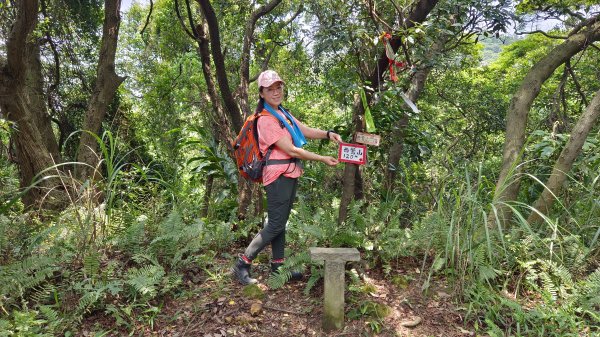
top-left (381, 32), bottom-right (407, 82)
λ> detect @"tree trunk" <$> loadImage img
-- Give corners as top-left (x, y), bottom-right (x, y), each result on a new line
top-left (196, 0), bottom-right (244, 131)
top-left (490, 18), bottom-right (600, 227)
top-left (191, 20), bottom-right (251, 220)
top-left (383, 66), bottom-right (431, 194)
top-left (382, 31), bottom-right (451, 194)
top-left (527, 88), bottom-right (600, 224)
top-left (238, 0), bottom-right (283, 116)
top-left (76, 0), bottom-right (126, 181)
top-left (194, 22), bottom-right (232, 147)
top-left (200, 175), bottom-right (214, 218)
top-left (25, 42), bottom-right (61, 160)
top-left (0, 0), bottom-right (64, 208)
top-left (195, 0), bottom-right (285, 219)
top-left (338, 95), bottom-right (365, 224)
top-left (338, 0), bottom-right (439, 223)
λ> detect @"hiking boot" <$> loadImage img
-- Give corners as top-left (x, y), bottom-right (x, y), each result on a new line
top-left (232, 257), bottom-right (257, 285)
top-left (271, 262), bottom-right (303, 281)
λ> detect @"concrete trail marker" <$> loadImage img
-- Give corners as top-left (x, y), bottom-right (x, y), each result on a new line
top-left (309, 247), bottom-right (361, 331)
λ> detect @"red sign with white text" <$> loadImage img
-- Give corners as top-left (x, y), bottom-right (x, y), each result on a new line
top-left (338, 143), bottom-right (367, 165)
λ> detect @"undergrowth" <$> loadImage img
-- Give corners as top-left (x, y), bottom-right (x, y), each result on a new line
top-left (1, 130), bottom-right (598, 336)
top-left (0, 132), bottom-right (235, 335)
top-left (289, 163), bottom-right (600, 336)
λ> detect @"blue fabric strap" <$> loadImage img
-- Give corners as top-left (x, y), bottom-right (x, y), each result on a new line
top-left (263, 103), bottom-right (307, 147)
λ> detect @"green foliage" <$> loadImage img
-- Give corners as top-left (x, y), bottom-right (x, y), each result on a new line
top-left (146, 209), bottom-right (234, 269)
top-left (479, 36), bottom-right (522, 64)
top-left (0, 255), bottom-right (61, 306)
top-left (0, 126), bottom-right (237, 334)
top-left (2, 0), bottom-right (600, 335)
top-left (347, 271), bottom-right (391, 334)
top-left (578, 268), bottom-right (600, 317)
top-left (523, 129), bottom-right (600, 221)
top-left (465, 279), bottom-right (597, 336)
top-left (0, 308), bottom-right (55, 337)
top-left (519, 259), bottom-right (575, 300)
top-left (63, 0), bottom-right (103, 37)
top-left (0, 120), bottom-right (20, 216)
top-left (516, 0), bottom-right (597, 15)
top-left (304, 264), bottom-right (324, 296)
top-left (400, 162), bottom-right (600, 334)
top-left (182, 127), bottom-right (239, 219)
top-left (347, 300), bottom-right (391, 334)
top-left (267, 251), bottom-right (310, 289)
top-left (288, 192), bottom-right (417, 267)
top-left (0, 201), bottom-right (231, 333)
top-left (347, 300), bottom-right (391, 320)
top-left (125, 265), bottom-right (165, 298)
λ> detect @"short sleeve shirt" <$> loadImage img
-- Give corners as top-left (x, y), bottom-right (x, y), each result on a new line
top-left (257, 111), bottom-right (303, 186)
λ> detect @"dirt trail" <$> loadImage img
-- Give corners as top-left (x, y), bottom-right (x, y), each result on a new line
top-left (83, 257), bottom-right (472, 336)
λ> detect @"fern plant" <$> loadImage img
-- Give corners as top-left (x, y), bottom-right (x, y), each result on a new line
top-left (304, 264), bottom-right (324, 296)
top-left (575, 267), bottom-right (600, 323)
top-left (267, 251), bottom-right (311, 289)
top-left (0, 255), bottom-right (60, 308)
top-left (125, 265), bottom-right (165, 299)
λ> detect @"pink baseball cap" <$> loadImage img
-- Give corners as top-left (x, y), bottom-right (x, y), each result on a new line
top-left (257, 70), bottom-right (284, 88)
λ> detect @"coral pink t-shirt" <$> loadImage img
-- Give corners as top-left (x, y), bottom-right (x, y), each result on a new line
top-left (257, 110), bottom-right (303, 186)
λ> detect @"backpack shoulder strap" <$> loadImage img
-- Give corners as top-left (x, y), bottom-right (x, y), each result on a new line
top-left (258, 109), bottom-right (286, 129)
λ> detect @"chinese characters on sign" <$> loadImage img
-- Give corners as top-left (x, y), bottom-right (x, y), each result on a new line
top-left (355, 132), bottom-right (381, 146)
top-left (338, 143), bottom-right (367, 165)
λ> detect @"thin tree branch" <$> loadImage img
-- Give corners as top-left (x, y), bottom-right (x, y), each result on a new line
top-left (548, 64), bottom-right (569, 131)
top-left (251, 47), bottom-right (275, 82)
top-left (196, 0), bottom-right (242, 129)
top-left (400, 40), bottom-right (412, 66)
top-left (174, 0), bottom-right (197, 40)
top-left (563, 8), bottom-right (586, 22)
top-left (389, 0), bottom-right (403, 16)
top-left (365, 0), bottom-right (392, 32)
top-left (516, 30), bottom-right (567, 39)
top-left (568, 13), bottom-right (600, 37)
top-left (139, 0), bottom-right (153, 35)
top-left (40, 0), bottom-right (60, 117)
top-left (238, 0), bottom-right (284, 115)
top-left (184, 0), bottom-right (199, 38)
top-left (283, 4), bottom-right (303, 26)
top-left (264, 5), bottom-right (303, 49)
top-left (441, 31), bottom-right (478, 54)
top-left (566, 59), bottom-right (589, 106)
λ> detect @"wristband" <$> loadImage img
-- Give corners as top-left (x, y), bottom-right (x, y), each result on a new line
top-left (326, 130), bottom-right (333, 139)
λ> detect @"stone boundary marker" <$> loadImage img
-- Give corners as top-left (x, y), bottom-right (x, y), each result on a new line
top-left (309, 247), bottom-right (361, 331)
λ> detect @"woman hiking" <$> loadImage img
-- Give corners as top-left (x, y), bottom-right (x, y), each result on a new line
top-left (232, 70), bottom-right (342, 285)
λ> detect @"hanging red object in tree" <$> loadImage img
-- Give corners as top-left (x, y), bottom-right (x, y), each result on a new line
top-left (380, 32), bottom-right (407, 82)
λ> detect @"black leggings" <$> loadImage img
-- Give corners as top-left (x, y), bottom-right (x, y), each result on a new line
top-left (244, 176), bottom-right (298, 260)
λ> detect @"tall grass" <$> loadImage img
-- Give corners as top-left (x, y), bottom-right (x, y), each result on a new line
top-left (0, 130), bottom-right (234, 335)
top-left (404, 163), bottom-right (600, 336)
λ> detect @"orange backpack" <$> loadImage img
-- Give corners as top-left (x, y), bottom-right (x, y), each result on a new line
top-left (231, 111), bottom-right (291, 183)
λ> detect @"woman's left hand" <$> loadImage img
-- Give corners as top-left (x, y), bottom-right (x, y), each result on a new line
top-left (329, 132), bottom-right (343, 144)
